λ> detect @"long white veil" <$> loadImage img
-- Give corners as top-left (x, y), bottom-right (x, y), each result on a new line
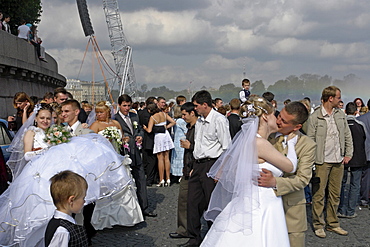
top-left (204, 116), bottom-right (260, 235)
top-left (6, 104), bottom-right (43, 178)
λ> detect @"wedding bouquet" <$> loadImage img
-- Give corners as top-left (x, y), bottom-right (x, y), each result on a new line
top-left (101, 126), bottom-right (123, 153)
top-left (44, 125), bottom-right (72, 146)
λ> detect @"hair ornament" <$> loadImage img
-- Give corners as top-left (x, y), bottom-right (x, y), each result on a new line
top-left (247, 104), bottom-right (255, 112)
top-left (257, 98), bottom-right (264, 102)
top-left (105, 101), bottom-right (112, 107)
top-left (242, 111), bottom-right (247, 117)
top-left (256, 105), bottom-right (268, 114)
top-left (33, 103), bottom-right (42, 113)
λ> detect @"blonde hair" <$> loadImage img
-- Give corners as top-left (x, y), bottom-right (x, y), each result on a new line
top-left (95, 101), bottom-right (111, 119)
top-left (50, 170), bottom-right (88, 209)
top-left (240, 96), bottom-right (274, 118)
top-left (173, 105), bottom-right (182, 119)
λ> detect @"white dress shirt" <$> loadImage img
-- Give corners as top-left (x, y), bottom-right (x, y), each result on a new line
top-left (193, 109), bottom-right (231, 159)
top-left (69, 121), bottom-right (82, 135)
top-left (48, 210), bottom-right (76, 247)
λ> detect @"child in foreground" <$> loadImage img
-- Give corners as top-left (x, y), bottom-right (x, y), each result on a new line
top-left (44, 170), bottom-right (89, 247)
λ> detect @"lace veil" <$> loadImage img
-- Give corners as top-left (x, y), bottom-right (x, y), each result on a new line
top-left (204, 116), bottom-right (260, 235)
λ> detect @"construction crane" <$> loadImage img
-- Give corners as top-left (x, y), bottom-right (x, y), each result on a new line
top-left (102, 0), bottom-right (137, 97)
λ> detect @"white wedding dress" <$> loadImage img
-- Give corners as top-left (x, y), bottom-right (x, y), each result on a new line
top-left (201, 161), bottom-right (290, 247)
top-left (0, 126), bottom-right (143, 247)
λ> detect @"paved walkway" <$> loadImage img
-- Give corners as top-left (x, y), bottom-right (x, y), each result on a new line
top-left (93, 183), bottom-right (370, 247)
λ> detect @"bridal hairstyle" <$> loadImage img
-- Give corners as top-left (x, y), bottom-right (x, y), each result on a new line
top-left (95, 101), bottom-right (111, 119)
top-left (50, 170), bottom-right (88, 209)
top-left (239, 96), bottom-right (274, 119)
top-left (33, 104), bottom-right (53, 126)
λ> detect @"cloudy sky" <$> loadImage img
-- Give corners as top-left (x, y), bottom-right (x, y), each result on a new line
top-left (38, 0), bottom-right (370, 91)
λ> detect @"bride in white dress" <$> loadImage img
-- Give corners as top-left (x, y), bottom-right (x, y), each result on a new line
top-left (201, 96), bottom-right (298, 247)
top-left (0, 104), bottom-right (142, 247)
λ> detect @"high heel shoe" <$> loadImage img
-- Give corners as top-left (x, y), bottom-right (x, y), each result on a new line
top-left (165, 179), bottom-right (171, 187)
top-left (156, 180), bottom-right (165, 187)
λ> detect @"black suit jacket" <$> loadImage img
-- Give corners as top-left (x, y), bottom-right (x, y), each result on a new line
top-left (227, 113), bottom-right (242, 139)
top-left (115, 112), bottom-right (143, 166)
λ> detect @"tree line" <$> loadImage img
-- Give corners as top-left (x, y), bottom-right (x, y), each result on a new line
top-left (136, 73), bottom-right (366, 106)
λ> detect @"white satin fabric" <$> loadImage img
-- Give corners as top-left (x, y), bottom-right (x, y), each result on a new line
top-left (0, 132), bottom-right (142, 247)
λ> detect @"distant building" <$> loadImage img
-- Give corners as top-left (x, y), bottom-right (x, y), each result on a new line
top-left (66, 79), bottom-right (106, 104)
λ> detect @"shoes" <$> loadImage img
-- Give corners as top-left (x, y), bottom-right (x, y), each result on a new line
top-left (346, 213), bottom-right (358, 219)
top-left (156, 180), bottom-right (165, 187)
top-left (327, 227), bottom-right (348, 236)
top-left (143, 211), bottom-right (157, 217)
top-left (165, 179), bottom-right (171, 187)
top-left (177, 240), bottom-right (199, 247)
top-left (337, 212), bottom-right (347, 218)
top-left (314, 229), bottom-right (326, 238)
top-left (169, 233), bottom-right (189, 239)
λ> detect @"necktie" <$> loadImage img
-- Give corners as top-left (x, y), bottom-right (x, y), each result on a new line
top-left (124, 115), bottom-right (134, 134)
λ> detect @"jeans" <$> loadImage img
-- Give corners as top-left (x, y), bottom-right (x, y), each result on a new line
top-left (338, 167), bottom-right (362, 216)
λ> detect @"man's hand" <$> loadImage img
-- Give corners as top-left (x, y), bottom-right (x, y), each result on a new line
top-left (342, 156), bottom-right (351, 165)
top-left (189, 169), bottom-right (193, 177)
top-left (180, 139), bottom-right (190, 149)
top-left (258, 168), bottom-right (277, 188)
top-left (135, 136), bottom-right (143, 143)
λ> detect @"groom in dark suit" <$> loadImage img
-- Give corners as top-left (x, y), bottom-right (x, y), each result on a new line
top-left (115, 94), bottom-right (157, 217)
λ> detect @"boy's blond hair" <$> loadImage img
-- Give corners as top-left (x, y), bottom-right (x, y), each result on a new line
top-left (50, 170), bottom-right (88, 209)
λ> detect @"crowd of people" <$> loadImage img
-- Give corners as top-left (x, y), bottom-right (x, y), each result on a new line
top-left (0, 81), bottom-right (369, 247)
top-left (0, 11), bottom-right (46, 62)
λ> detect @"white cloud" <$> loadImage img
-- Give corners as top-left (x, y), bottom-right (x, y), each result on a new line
top-left (36, 0), bottom-right (370, 92)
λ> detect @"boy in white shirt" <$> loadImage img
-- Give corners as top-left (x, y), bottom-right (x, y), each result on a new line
top-left (44, 170), bottom-right (88, 247)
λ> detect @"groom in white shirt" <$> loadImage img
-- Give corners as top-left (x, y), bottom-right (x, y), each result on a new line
top-left (61, 100), bottom-right (93, 136)
top-left (61, 99), bottom-right (95, 245)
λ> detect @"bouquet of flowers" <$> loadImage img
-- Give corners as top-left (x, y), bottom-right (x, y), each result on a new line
top-left (101, 126), bottom-right (123, 153)
top-left (44, 124), bottom-right (72, 146)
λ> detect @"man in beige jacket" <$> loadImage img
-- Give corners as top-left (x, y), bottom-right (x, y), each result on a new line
top-left (259, 101), bottom-right (316, 247)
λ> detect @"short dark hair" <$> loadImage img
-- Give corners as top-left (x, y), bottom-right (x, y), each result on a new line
top-left (303, 97), bottom-right (311, 103)
top-left (54, 87), bottom-right (68, 98)
top-left (345, 102), bottom-right (357, 115)
top-left (242, 78), bottom-right (250, 85)
top-left (215, 98), bottom-right (222, 103)
top-left (43, 92), bottom-right (54, 100)
top-left (61, 99), bottom-right (80, 110)
top-left (192, 90), bottom-right (212, 107)
top-left (181, 102), bottom-right (198, 116)
top-left (176, 95), bottom-right (186, 105)
top-left (145, 97), bottom-right (156, 106)
top-left (284, 101), bottom-right (309, 125)
top-left (262, 92), bottom-right (275, 102)
top-left (157, 96), bottom-right (166, 102)
top-left (118, 94), bottom-right (132, 104)
top-left (146, 102), bottom-right (161, 114)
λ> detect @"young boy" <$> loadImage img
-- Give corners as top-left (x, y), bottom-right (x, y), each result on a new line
top-left (239, 78), bottom-right (251, 103)
top-left (44, 170), bottom-right (89, 247)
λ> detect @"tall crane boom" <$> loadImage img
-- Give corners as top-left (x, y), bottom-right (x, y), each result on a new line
top-left (102, 0), bottom-right (137, 97)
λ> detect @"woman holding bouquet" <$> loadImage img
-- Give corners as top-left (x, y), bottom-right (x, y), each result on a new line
top-left (0, 103), bottom-right (143, 246)
top-left (89, 101), bottom-right (129, 153)
top-left (7, 104), bottom-right (53, 178)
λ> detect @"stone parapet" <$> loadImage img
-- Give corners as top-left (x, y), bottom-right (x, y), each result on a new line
top-left (0, 31), bottom-right (66, 118)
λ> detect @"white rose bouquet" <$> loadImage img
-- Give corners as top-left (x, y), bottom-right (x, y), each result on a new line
top-left (101, 126), bottom-right (123, 153)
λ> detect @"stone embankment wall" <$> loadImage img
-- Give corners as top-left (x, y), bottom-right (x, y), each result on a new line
top-left (0, 31), bottom-right (66, 118)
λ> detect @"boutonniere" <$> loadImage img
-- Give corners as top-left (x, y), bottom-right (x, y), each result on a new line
top-left (133, 121), bottom-right (138, 129)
